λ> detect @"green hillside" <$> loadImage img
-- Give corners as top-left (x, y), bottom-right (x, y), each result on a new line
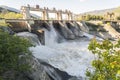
top-left (114, 6), bottom-right (120, 13)
top-left (80, 6), bottom-right (120, 15)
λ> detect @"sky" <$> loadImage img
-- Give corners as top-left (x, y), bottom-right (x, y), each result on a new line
top-left (0, 0), bottom-right (120, 14)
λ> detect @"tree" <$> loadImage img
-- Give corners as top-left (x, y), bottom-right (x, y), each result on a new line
top-left (86, 39), bottom-right (120, 80)
top-left (0, 31), bottom-right (33, 79)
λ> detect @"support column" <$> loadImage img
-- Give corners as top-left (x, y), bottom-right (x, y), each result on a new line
top-left (21, 6), bottom-right (33, 32)
top-left (21, 6), bottom-right (31, 19)
top-left (56, 12), bottom-right (62, 20)
top-left (66, 11), bottom-right (73, 20)
top-left (70, 13), bottom-right (74, 20)
top-left (67, 13), bottom-right (70, 20)
top-left (42, 7), bottom-right (49, 20)
top-left (68, 12), bottom-right (73, 20)
top-left (37, 30), bottom-right (45, 45)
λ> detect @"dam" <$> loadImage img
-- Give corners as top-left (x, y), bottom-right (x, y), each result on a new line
top-left (5, 5), bottom-right (120, 45)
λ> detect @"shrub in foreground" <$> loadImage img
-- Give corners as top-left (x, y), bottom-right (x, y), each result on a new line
top-left (0, 31), bottom-right (33, 79)
top-left (86, 39), bottom-right (120, 80)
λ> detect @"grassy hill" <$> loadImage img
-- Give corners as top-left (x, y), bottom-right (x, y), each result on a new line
top-left (114, 7), bottom-right (120, 13)
top-left (80, 6), bottom-right (120, 15)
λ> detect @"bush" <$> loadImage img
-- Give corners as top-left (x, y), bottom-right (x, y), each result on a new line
top-left (0, 31), bottom-right (33, 79)
top-left (86, 39), bottom-right (120, 80)
top-left (82, 15), bottom-right (104, 21)
top-left (116, 16), bottom-right (120, 20)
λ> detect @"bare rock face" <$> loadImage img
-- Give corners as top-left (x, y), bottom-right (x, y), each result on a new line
top-left (0, 26), bottom-right (14, 34)
top-left (19, 55), bottom-right (51, 80)
top-left (2, 54), bottom-right (78, 80)
top-left (20, 55), bottom-right (76, 80)
top-left (2, 70), bottom-right (29, 80)
top-left (2, 55), bottom-right (51, 80)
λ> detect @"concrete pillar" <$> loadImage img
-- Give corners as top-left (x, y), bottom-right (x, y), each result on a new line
top-left (21, 6), bottom-right (31, 19)
top-left (42, 7), bottom-right (49, 20)
top-left (65, 10), bottom-right (69, 20)
top-left (68, 12), bottom-right (73, 20)
top-left (70, 13), bottom-right (73, 20)
top-left (42, 10), bottom-right (49, 20)
top-left (37, 30), bottom-right (45, 45)
top-left (56, 12), bottom-right (62, 20)
top-left (65, 11), bottom-right (73, 20)
top-left (32, 30), bottom-right (45, 45)
top-left (67, 13), bottom-right (70, 20)
top-left (55, 9), bottom-right (58, 20)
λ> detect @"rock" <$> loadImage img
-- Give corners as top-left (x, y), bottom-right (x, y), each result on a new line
top-left (68, 76), bottom-right (83, 80)
top-left (38, 59), bottom-right (72, 80)
top-left (0, 26), bottom-right (15, 34)
top-left (20, 55), bottom-right (51, 80)
top-left (2, 70), bottom-right (30, 80)
top-left (19, 55), bottom-right (75, 80)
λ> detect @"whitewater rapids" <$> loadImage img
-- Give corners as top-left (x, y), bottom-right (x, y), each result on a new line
top-left (30, 41), bottom-right (95, 78)
top-left (17, 23), bottom-right (99, 79)
top-left (29, 24), bottom-right (96, 78)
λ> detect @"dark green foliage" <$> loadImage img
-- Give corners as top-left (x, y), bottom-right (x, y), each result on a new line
top-left (116, 16), bottom-right (120, 20)
top-left (87, 39), bottom-right (120, 80)
top-left (83, 15), bottom-right (104, 21)
top-left (0, 31), bottom-right (33, 79)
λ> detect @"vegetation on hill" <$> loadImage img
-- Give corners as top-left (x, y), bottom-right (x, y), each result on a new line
top-left (77, 6), bottom-right (120, 21)
top-left (86, 39), bottom-right (120, 80)
top-left (0, 12), bottom-right (23, 27)
top-left (114, 7), bottom-right (120, 13)
top-left (77, 14), bottom-right (104, 21)
top-left (0, 30), bottom-right (32, 80)
top-left (0, 12), bottom-right (23, 19)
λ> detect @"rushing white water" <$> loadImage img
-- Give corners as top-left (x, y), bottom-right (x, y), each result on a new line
top-left (29, 24), bottom-right (97, 79)
top-left (44, 22), bottom-right (59, 46)
top-left (30, 41), bottom-right (95, 78)
top-left (15, 24), bottom-right (99, 79)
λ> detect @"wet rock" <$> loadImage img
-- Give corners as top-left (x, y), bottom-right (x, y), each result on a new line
top-left (20, 55), bottom-right (51, 80)
top-left (0, 26), bottom-right (14, 34)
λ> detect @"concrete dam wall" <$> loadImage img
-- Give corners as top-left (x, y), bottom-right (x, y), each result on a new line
top-left (6, 20), bottom-right (120, 44)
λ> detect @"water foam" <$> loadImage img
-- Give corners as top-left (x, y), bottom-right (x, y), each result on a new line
top-left (16, 23), bottom-right (99, 79)
top-left (29, 24), bottom-right (96, 78)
